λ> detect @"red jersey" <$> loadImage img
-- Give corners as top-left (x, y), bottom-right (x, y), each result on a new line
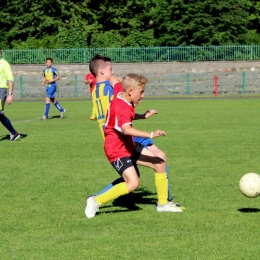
top-left (85, 73), bottom-right (96, 93)
top-left (113, 82), bottom-right (122, 96)
top-left (104, 93), bottom-right (135, 163)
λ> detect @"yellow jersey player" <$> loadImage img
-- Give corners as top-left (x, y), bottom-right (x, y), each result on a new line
top-left (41, 57), bottom-right (66, 119)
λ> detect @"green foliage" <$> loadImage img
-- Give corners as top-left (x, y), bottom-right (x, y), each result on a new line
top-left (1, 0), bottom-right (260, 48)
top-left (151, 0), bottom-right (251, 46)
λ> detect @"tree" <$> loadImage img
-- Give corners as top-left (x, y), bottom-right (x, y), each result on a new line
top-left (151, 0), bottom-right (251, 45)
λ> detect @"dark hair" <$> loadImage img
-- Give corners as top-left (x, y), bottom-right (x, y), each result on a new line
top-left (46, 57), bottom-right (53, 62)
top-left (89, 54), bottom-right (111, 77)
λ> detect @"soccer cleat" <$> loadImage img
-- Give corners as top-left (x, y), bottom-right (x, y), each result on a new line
top-left (168, 198), bottom-right (186, 210)
top-left (10, 132), bottom-right (20, 141)
top-left (60, 109), bottom-right (66, 118)
top-left (42, 116), bottom-right (48, 120)
top-left (89, 115), bottom-right (96, 120)
top-left (85, 196), bottom-right (100, 218)
top-left (156, 202), bottom-right (183, 212)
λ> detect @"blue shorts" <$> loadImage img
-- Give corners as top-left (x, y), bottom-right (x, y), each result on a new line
top-left (46, 86), bottom-right (56, 98)
top-left (133, 136), bottom-right (154, 148)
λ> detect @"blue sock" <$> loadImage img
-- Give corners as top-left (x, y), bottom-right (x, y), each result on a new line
top-left (96, 177), bottom-right (124, 195)
top-left (166, 165), bottom-right (171, 200)
top-left (45, 103), bottom-right (50, 117)
top-left (0, 115), bottom-right (16, 134)
top-left (54, 101), bottom-right (63, 112)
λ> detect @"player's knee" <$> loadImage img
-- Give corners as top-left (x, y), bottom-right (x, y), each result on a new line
top-left (154, 160), bottom-right (166, 173)
top-left (126, 179), bottom-right (140, 192)
top-left (157, 150), bottom-right (166, 161)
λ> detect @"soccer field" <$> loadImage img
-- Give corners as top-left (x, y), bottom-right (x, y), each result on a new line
top-left (1, 98), bottom-right (260, 259)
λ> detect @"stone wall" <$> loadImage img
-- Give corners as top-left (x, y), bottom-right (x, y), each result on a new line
top-left (11, 61), bottom-right (260, 98)
top-left (12, 61), bottom-right (260, 76)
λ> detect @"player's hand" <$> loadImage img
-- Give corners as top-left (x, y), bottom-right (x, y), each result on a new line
top-left (6, 95), bottom-right (13, 105)
top-left (151, 130), bottom-right (166, 138)
top-left (85, 79), bottom-right (92, 85)
top-left (145, 110), bottom-right (158, 119)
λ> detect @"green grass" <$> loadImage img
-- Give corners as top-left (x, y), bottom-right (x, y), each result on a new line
top-left (1, 98), bottom-right (260, 259)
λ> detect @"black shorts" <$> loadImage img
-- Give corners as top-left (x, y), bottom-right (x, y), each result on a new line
top-left (111, 143), bottom-right (144, 176)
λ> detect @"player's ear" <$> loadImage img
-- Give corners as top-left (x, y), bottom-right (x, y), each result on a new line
top-left (128, 87), bottom-right (133, 96)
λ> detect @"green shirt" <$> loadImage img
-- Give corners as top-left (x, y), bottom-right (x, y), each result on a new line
top-left (0, 58), bottom-right (14, 89)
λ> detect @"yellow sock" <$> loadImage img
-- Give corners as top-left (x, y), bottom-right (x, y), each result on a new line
top-left (155, 173), bottom-right (168, 206)
top-left (92, 107), bottom-right (96, 117)
top-left (95, 182), bottom-right (129, 205)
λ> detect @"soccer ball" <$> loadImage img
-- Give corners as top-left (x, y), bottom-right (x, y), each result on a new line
top-left (239, 173), bottom-right (260, 198)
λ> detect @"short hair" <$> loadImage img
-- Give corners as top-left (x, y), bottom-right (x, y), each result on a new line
top-left (46, 57), bottom-right (53, 62)
top-left (122, 73), bottom-right (148, 91)
top-left (89, 54), bottom-right (111, 77)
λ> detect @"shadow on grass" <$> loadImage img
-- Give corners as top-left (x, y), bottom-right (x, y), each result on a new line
top-left (48, 115), bottom-right (61, 120)
top-left (0, 133), bottom-right (28, 141)
top-left (238, 208), bottom-right (260, 213)
top-left (97, 188), bottom-right (156, 215)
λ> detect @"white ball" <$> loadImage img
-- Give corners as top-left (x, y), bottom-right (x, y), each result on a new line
top-left (239, 173), bottom-right (260, 198)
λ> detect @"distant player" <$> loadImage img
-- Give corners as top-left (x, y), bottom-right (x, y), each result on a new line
top-left (84, 72), bottom-right (97, 120)
top-left (41, 57), bottom-right (66, 119)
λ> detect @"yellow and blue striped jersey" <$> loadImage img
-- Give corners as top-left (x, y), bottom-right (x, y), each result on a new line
top-left (92, 80), bottom-right (114, 139)
top-left (43, 67), bottom-right (59, 87)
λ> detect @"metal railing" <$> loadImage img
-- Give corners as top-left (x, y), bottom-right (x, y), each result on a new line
top-left (13, 72), bottom-right (260, 99)
top-left (3, 45), bottom-right (260, 64)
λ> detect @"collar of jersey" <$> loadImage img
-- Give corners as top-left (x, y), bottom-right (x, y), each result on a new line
top-left (116, 92), bottom-right (133, 106)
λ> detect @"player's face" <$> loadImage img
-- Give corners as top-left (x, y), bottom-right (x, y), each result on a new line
top-left (46, 60), bottom-right (52, 68)
top-left (101, 62), bottom-right (113, 79)
top-left (130, 84), bottom-right (145, 106)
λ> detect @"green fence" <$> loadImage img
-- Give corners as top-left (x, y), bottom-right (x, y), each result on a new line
top-left (13, 72), bottom-right (260, 99)
top-left (3, 45), bottom-right (260, 64)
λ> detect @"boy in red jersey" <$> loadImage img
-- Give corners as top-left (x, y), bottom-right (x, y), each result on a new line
top-left (85, 73), bottom-right (183, 218)
top-left (84, 72), bottom-right (96, 120)
top-left (85, 54), bottom-right (184, 212)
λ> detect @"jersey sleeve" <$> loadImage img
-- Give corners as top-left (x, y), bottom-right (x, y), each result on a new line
top-left (53, 69), bottom-right (59, 76)
top-left (113, 82), bottom-right (122, 96)
top-left (4, 61), bottom-right (14, 82)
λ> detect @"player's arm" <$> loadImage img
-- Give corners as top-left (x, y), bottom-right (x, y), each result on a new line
top-left (49, 70), bottom-right (61, 83)
top-left (109, 75), bottom-right (122, 86)
top-left (6, 80), bottom-right (14, 105)
top-left (41, 70), bottom-right (46, 86)
top-left (54, 74), bottom-right (61, 82)
top-left (85, 79), bottom-right (92, 84)
top-left (134, 109), bottom-right (158, 120)
top-left (122, 124), bottom-right (166, 139)
top-left (41, 76), bottom-right (45, 86)
top-left (85, 73), bottom-right (93, 84)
